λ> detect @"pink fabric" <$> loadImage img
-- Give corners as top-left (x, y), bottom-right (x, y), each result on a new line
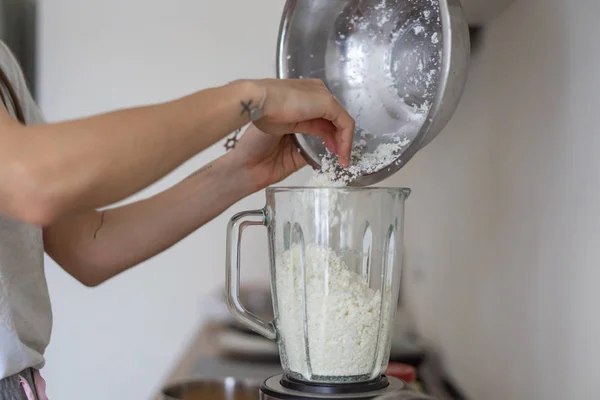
top-left (17, 376), bottom-right (34, 400)
top-left (18, 370), bottom-right (48, 400)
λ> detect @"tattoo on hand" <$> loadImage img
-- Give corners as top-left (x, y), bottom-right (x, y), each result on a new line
top-left (93, 211), bottom-right (106, 240)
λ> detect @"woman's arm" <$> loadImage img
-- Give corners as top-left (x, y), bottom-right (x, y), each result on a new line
top-left (0, 80), bottom-right (259, 225)
top-left (0, 78), bottom-right (353, 226)
top-left (43, 151), bottom-right (251, 287)
top-left (43, 124), bottom-right (307, 287)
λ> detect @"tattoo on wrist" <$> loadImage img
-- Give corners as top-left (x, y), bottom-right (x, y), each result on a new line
top-left (240, 99), bottom-right (262, 121)
top-left (240, 100), bottom-right (254, 117)
top-left (226, 85), bottom-right (266, 151)
top-left (225, 128), bottom-right (242, 151)
top-left (239, 84), bottom-right (266, 122)
top-left (93, 211), bottom-right (106, 240)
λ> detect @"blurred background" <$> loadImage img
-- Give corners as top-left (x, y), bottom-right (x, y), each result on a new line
top-left (4, 0), bottom-right (600, 399)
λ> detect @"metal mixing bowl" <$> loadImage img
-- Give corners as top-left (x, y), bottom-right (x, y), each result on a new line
top-left (277, 0), bottom-right (470, 186)
top-left (162, 378), bottom-right (260, 400)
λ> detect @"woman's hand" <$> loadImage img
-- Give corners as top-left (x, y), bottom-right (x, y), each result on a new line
top-left (242, 79), bottom-right (355, 167)
top-left (228, 124), bottom-right (308, 192)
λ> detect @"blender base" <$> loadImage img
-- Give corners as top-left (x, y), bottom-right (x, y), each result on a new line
top-left (260, 374), bottom-right (406, 399)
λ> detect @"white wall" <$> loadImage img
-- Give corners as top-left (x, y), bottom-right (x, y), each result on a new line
top-left (38, 1), bottom-right (306, 399)
top-left (37, 0), bottom-right (600, 399)
top-left (391, 0), bottom-right (600, 399)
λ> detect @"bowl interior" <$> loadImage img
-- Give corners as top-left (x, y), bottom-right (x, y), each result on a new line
top-left (279, 0), bottom-right (443, 174)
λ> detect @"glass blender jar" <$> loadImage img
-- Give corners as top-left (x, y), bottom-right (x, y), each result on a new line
top-left (226, 187), bottom-right (410, 399)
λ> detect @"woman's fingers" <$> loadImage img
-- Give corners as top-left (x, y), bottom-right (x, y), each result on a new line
top-left (295, 117), bottom-right (354, 167)
top-left (255, 78), bottom-right (355, 166)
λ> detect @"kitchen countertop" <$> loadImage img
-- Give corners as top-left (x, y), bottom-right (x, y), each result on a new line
top-left (154, 321), bottom-right (466, 400)
top-left (154, 322), bottom-right (281, 399)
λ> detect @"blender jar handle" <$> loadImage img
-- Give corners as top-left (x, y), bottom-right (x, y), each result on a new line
top-left (225, 209), bottom-right (277, 341)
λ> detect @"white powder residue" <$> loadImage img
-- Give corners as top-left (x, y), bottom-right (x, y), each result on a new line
top-left (374, 0), bottom-right (392, 27)
top-left (276, 244), bottom-right (391, 379)
top-left (413, 25), bottom-right (425, 35)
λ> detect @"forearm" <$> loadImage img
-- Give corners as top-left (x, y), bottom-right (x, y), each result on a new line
top-left (0, 79), bottom-right (262, 225)
top-left (43, 152), bottom-right (254, 286)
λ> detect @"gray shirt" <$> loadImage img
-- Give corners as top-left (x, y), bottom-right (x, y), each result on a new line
top-left (0, 41), bottom-right (51, 379)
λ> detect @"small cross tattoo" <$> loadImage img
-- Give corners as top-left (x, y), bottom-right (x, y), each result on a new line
top-left (240, 100), bottom-right (254, 117)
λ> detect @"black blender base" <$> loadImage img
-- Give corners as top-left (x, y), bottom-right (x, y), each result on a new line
top-left (260, 374), bottom-right (406, 399)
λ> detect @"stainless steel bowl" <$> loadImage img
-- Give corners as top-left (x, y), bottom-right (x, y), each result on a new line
top-left (162, 378), bottom-right (260, 400)
top-left (277, 0), bottom-right (470, 186)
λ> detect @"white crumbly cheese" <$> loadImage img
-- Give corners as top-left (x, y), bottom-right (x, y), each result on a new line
top-left (275, 244), bottom-right (391, 379)
top-left (305, 0), bottom-right (441, 188)
top-left (307, 134), bottom-right (416, 187)
top-left (307, 172), bottom-right (346, 188)
top-left (413, 25), bottom-right (425, 35)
